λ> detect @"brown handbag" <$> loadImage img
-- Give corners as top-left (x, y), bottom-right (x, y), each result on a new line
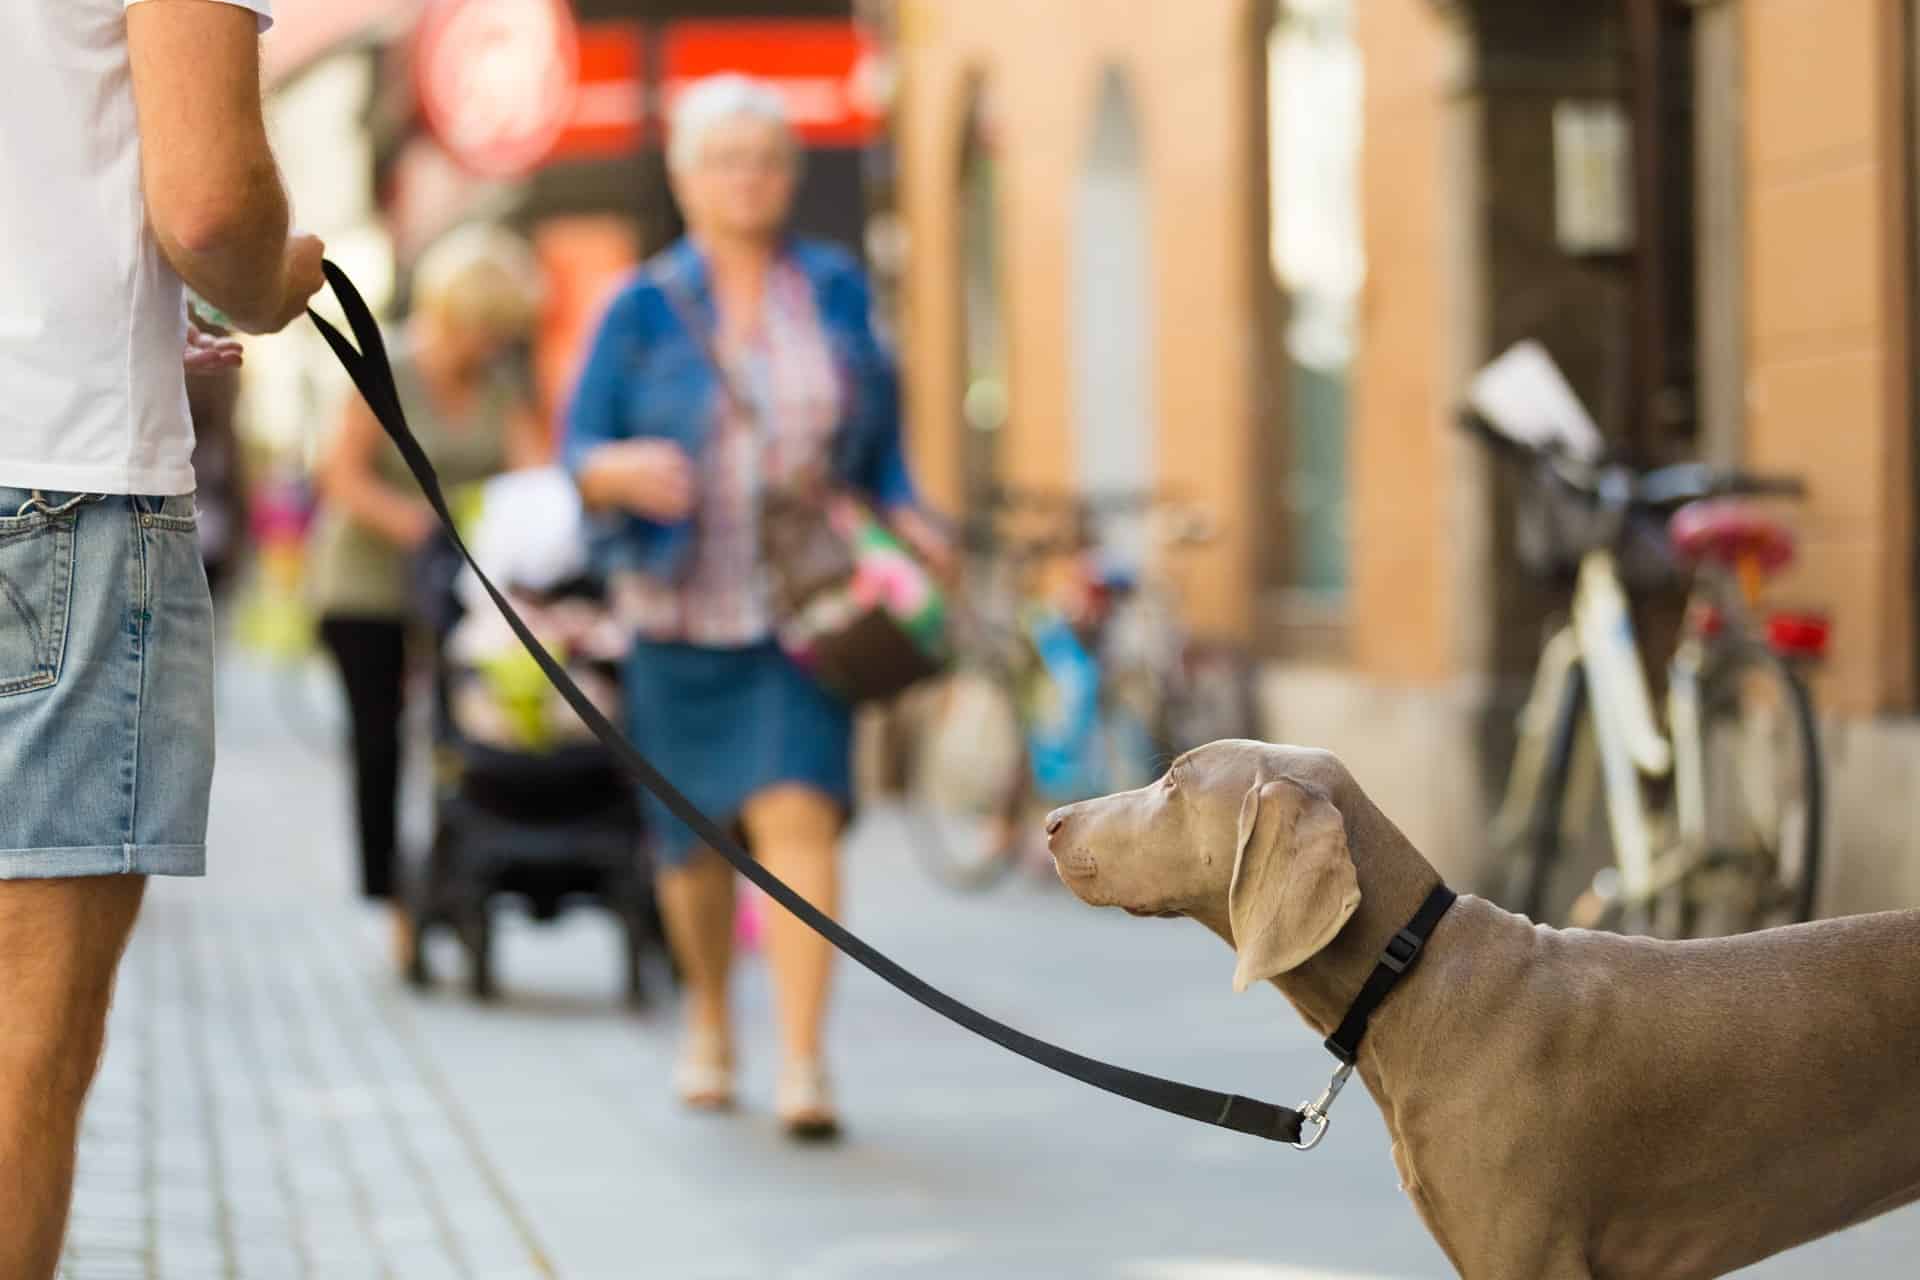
top-left (758, 471), bottom-right (857, 618)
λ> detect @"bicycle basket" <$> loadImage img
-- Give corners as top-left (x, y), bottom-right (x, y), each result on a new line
top-left (1515, 464), bottom-right (1684, 593)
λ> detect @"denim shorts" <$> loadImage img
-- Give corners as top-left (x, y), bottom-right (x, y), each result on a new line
top-left (0, 487), bottom-right (214, 878)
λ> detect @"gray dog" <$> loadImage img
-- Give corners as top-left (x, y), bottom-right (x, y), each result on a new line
top-left (1044, 741), bottom-right (1920, 1279)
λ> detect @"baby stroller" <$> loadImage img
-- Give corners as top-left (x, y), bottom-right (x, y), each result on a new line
top-left (403, 469), bottom-right (668, 1006)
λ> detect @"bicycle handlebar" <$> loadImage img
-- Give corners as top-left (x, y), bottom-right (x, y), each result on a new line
top-left (955, 487), bottom-right (1215, 557)
top-left (1457, 410), bottom-right (1806, 509)
top-left (980, 485), bottom-right (1169, 516)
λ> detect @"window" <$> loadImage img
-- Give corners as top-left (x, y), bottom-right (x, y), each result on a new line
top-left (1071, 67), bottom-right (1155, 571)
top-left (1269, 0), bottom-right (1362, 602)
top-left (958, 76), bottom-right (1007, 512)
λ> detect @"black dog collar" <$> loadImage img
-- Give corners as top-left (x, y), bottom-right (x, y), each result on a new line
top-left (1325, 883), bottom-right (1458, 1065)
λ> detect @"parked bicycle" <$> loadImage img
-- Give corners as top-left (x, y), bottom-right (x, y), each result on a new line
top-left (906, 487), bottom-right (1257, 892)
top-left (1466, 350), bottom-right (1828, 939)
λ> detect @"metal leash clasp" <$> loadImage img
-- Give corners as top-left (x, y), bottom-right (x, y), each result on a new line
top-left (1292, 1060), bottom-right (1355, 1152)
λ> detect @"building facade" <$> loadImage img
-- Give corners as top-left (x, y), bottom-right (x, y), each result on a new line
top-left (894, 0), bottom-right (1920, 914)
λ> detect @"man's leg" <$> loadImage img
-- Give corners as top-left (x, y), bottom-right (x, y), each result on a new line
top-left (0, 876), bottom-right (146, 1280)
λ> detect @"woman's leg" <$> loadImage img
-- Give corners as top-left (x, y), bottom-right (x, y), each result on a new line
top-left (655, 850), bottom-right (738, 1039)
top-left (317, 617), bottom-right (408, 900)
top-left (739, 785), bottom-right (843, 1070)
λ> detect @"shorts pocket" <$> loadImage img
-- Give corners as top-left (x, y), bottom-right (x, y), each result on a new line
top-left (0, 508), bottom-right (76, 697)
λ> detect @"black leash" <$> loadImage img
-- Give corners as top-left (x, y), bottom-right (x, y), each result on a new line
top-left (306, 262), bottom-right (1307, 1146)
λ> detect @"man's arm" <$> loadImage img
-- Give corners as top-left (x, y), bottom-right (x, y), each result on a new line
top-left (127, 0), bottom-right (321, 334)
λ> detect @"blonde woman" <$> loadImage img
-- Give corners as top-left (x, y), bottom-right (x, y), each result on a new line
top-left (310, 225), bottom-right (547, 958)
top-left (566, 76), bottom-right (948, 1140)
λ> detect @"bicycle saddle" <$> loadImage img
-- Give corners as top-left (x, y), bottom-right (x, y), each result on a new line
top-left (1668, 499), bottom-right (1797, 575)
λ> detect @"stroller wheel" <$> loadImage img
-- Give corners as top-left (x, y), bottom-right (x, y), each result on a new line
top-left (404, 918), bottom-right (432, 990)
top-left (624, 938), bottom-right (649, 1011)
top-left (641, 894), bottom-right (682, 990)
top-left (622, 899), bottom-right (654, 1011)
top-left (463, 906), bottom-right (497, 1002)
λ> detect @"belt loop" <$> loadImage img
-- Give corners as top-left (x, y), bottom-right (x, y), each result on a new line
top-left (22, 491), bottom-right (103, 517)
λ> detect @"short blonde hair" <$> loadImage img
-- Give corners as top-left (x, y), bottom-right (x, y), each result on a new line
top-left (668, 74), bottom-right (797, 174)
top-left (412, 224), bottom-right (543, 339)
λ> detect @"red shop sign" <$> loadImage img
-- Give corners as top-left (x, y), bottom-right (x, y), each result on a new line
top-left (413, 0), bottom-right (582, 180)
top-left (549, 22), bottom-right (647, 164)
top-left (661, 20), bottom-right (884, 148)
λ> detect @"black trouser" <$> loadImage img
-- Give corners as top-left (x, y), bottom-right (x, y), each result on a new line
top-left (318, 616), bottom-right (409, 901)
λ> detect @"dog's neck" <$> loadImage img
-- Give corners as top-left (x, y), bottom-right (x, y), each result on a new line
top-left (1195, 792), bottom-right (1447, 1040)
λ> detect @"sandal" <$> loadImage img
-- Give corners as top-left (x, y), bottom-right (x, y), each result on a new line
top-left (776, 1060), bottom-right (841, 1143)
top-left (674, 1027), bottom-right (735, 1112)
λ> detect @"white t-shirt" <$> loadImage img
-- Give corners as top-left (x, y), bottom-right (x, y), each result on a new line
top-left (0, 0), bottom-right (273, 496)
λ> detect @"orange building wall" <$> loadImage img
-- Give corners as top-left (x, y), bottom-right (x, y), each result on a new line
top-left (1743, 0), bottom-right (1914, 714)
top-left (1349, 0), bottom-right (1463, 685)
top-left (895, 0), bottom-right (1267, 640)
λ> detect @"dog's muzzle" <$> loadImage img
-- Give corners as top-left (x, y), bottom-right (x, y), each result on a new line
top-left (1056, 848), bottom-right (1098, 880)
top-left (1044, 808), bottom-right (1098, 879)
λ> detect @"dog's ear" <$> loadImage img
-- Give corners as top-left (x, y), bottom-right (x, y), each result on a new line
top-left (1229, 779), bottom-right (1361, 992)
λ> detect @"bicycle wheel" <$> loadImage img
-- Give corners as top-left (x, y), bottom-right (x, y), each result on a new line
top-left (906, 668), bottom-right (1031, 892)
top-left (1502, 663), bottom-right (1589, 925)
top-left (1164, 645), bottom-right (1260, 753)
top-left (1094, 678), bottom-right (1164, 794)
top-left (1679, 643), bottom-right (1823, 935)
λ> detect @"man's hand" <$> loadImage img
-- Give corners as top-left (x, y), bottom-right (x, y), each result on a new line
top-left (184, 323), bottom-right (243, 375)
top-left (260, 233), bottom-right (328, 335)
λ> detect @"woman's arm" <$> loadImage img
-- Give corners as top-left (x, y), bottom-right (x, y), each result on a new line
top-left (316, 392), bottom-right (434, 549)
top-left (563, 283), bottom-right (697, 522)
top-left (576, 439), bottom-right (695, 520)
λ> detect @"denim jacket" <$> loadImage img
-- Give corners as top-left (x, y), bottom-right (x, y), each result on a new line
top-left (561, 236), bottom-right (916, 583)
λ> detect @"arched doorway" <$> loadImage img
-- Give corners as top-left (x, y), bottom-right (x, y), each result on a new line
top-left (1071, 66), bottom-right (1155, 570)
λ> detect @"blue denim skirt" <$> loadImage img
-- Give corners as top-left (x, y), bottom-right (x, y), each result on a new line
top-left (0, 487), bottom-right (214, 878)
top-left (623, 639), bottom-right (852, 866)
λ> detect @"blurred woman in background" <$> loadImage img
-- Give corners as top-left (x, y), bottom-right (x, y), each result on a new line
top-left (566, 75), bottom-right (946, 1141)
top-left (309, 225), bottom-right (548, 965)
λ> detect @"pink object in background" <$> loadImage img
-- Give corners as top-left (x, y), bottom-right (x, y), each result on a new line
top-left (734, 889), bottom-right (764, 952)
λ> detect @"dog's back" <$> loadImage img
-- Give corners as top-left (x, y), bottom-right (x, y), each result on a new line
top-left (1445, 908), bottom-right (1920, 1278)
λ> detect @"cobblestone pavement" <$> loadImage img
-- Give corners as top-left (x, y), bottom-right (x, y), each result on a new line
top-left (64, 898), bottom-right (551, 1280)
top-left (56, 658), bottom-right (1920, 1278)
top-left (60, 659), bottom-right (551, 1280)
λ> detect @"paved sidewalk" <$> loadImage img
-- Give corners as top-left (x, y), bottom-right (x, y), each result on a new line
top-left (58, 657), bottom-right (1920, 1279)
top-left (61, 660), bottom-right (550, 1280)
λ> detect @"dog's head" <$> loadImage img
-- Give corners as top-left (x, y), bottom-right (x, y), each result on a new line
top-left (1046, 742), bottom-right (1362, 992)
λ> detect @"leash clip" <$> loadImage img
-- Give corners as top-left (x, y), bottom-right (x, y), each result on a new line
top-left (1292, 1060), bottom-right (1354, 1151)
